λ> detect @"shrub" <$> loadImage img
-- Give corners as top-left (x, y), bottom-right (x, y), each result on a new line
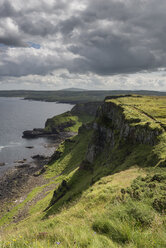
top-left (92, 218), bottom-right (129, 244)
top-left (153, 196), bottom-right (166, 213)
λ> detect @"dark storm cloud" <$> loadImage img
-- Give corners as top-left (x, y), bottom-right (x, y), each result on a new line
top-left (19, 17), bottom-right (57, 37)
top-left (0, 36), bottom-right (28, 47)
top-left (0, 0), bottom-right (69, 45)
top-left (0, 0), bottom-right (166, 79)
top-left (60, 0), bottom-right (166, 75)
top-left (0, 1), bottom-right (17, 18)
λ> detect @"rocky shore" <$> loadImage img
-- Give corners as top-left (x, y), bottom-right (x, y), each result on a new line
top-left (0, 131), bottom-right (76, 217)
top-left (22, 128), bottom-right (59, 138)
top-left (0, 101), bottom-right (98, 219)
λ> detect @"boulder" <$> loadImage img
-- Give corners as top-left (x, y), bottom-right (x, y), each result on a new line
top-left (0, 163), bottom-right (5, 166)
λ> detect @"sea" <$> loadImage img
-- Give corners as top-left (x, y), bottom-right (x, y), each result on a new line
top-left (0, 97), bottom-right (73, 175)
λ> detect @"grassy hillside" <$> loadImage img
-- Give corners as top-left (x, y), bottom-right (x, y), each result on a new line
top-left (106, 95), bottom-right (166, 130)
top-left (0, 95), bottom-right (165, 248)
top-left (44, 111), bottom-right (89, 133)
top-left (45, 102), bottom-right (100, 133)
top-left (105, 95), bottom-right (166, 167)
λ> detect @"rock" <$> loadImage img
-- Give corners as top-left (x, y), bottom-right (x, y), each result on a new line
top-left (26, 146), bottom-right (34, 149)
top-left (32, 154), bottom-right (47, 160)
top-left (22, 128), bottom-right (59, 139)
top-left (0, 163), bottom-right (5, 166)
top-left (71, 102), bottom-right (101, 116)
top-left (14, 160), bottom-right (24, 164)
top-left (15, 164), bottom-right (30, 169)
top-left (85, 99), bottom-right (161, 164)
top-left (49, 151), bottom-right (62, 164)
top-left (17, 160), bottom-right (24, 164)
top-left (22, 128), bottom-right (53, 138)
top-left (45, 118), bottom-right (76, 133)
top-left (65, 138), bottom-right (75, 143)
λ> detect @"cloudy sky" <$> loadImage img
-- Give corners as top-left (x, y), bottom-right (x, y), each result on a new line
top-left (0, 0), bottom-right (166, 91)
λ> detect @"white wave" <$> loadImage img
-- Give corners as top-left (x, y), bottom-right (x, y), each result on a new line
top-left (0, 146), bottom-right (6, 151)
top-left (0, 142), bottom-right (21, 151)
top-left (9, 141), bottom-right (21, 146)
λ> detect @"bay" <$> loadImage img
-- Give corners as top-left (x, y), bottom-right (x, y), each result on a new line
top-left (0, 97), bottom-right (73, 174)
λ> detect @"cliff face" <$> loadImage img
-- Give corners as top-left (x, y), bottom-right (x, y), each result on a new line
top-left (44, 102), bottom-right (101, 133)
top-left (86, 100), bottom-right (162, 164)
top-left (70, 102), bottom-right (101, 116)
top-left (48, 95), bottom-right (166, 217)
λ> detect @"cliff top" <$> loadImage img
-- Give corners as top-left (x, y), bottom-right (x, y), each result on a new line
top-left (0, 95), bottom-right (165, 248)
top-left (106, 95), bottom-right (166, 131)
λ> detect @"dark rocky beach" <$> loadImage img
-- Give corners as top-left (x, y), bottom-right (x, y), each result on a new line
top-left (0, 131), bottom-right (75, 219)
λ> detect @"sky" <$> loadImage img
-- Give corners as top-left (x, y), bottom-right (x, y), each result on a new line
top-left (0, 0), bottom-right (166, 91)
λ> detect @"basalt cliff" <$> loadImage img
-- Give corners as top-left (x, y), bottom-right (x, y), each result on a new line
top-left (0, 95), bottom-right (166, 248)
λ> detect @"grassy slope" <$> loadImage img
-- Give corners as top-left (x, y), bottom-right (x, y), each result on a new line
top-left (106, 95), bottom-right (166, 166)
top-left (45, 111), bottom-right (94, 133)
top-left (0, 96), bottom-right (166, 248)
top-left (106, 95), bottom-right (166, 129)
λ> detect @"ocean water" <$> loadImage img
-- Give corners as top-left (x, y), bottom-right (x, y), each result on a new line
top-left (0, 97), bottom-right (73, 174)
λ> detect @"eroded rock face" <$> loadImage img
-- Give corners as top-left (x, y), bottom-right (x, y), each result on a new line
top-left (22, 127), bottom-right (60, 138)
top-left (102, 102), bottom-right (161, 144)
top-left (71, 102), bottom-right (101, 116)
top-left (86, 101), bottom-right (162, 164)
top-left (45, 116), bottom-right (76, 133)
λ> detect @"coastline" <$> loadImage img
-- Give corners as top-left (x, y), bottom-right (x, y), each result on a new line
top-left (0, 97), bottom-right (74, 171)
top-left (0, 131), bottom-right (76, 221)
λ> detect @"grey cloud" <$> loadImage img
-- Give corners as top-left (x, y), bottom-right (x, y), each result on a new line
top-left (0, 18), bottom-right (27, 47)
top-left (19, 17), bottom-right (57, 36)
top-left (0, 36), bottom-right (28, 47)
top-left (60, 0), bottom-right (166, 75)
top-left (0, 50), bottom-right (64, 77)
top-left (68, 29), bottom-right (158, 75)
top-left (0, 1), bottom-right (17, 18)
top-left (0, 0), bottom-right (166, 80)
top-left (59, 17), bottom-right (83, 36)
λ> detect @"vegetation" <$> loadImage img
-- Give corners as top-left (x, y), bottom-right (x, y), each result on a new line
top-left (106, 95), bottom-right (166, 130)
top-left (0, 89), bottom-right (166, 103)
top-left (106, 95), bottom-right (166, 167)
top-left (45, 112), bottom-right (94, 133)
top-left (0, 95), bottom-right (165, 247)
top-left (45, 101), bottom-right (99, 133)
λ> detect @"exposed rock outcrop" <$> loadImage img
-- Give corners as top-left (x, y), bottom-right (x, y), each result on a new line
top-left (45, 102), bottom-right (101, 134)
top-left (86, 100), bottom-right (162, 164)
top-left (45, 113), bottom-right (76, 133)
top-left (22, 128), bottom-right (59, 139)
top-left (71, 102), bottom-right (101, 116)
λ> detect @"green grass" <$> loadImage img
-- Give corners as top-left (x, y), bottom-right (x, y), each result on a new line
top-left (106, 95), bottom-right (166, 130)
top-left (0, 185), bottom-right (46, 227)
top-left (105, 95), bottom-right (166, 166)
top-left (92, 168), bottom-right (166, 247)
top-left (0, 95), bottom-right (166, 247)
top-left (45, 129), bottom-right (93, 178)
top-left (1, 168), bottom-right (165, 248)
top-left (45, 111), bottom-right (94, 133)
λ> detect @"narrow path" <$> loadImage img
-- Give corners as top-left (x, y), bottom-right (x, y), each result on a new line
top-left (120, 100), bottom-right (166, 131)
top-left (0, 132), bottom-right (76, 228)
top-left (132, 105), bottom-right (166, 131)
top-left (13, 180), bottom-right (58, 223)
